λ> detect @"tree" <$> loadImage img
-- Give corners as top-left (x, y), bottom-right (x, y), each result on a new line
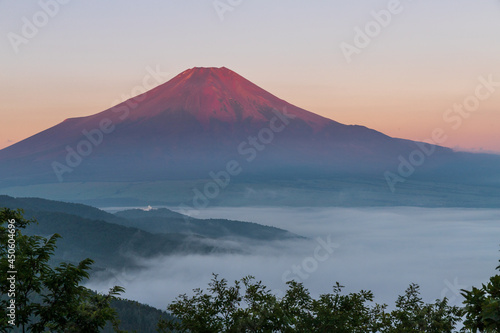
top-left (0, 208), bottom-right (124, 332)
top-left (381, 283), bottom-right (463, 333)
top-left (290, 281), bottom-right (385, 332)
top-left (158, 275), bottom-right (463, 332)
top-left (461, 259), bottom-right (500, 332)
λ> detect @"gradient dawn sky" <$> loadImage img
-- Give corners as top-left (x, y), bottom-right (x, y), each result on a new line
top-left (1, 0), bottom-right (499, 153)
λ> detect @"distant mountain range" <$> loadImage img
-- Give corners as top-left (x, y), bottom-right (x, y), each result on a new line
top-left (0, 195), bottom-right (303, 331)
top-left (0, 67), bottom-right (499, 206)
top-left (0, 195), bottom-right (299, 271)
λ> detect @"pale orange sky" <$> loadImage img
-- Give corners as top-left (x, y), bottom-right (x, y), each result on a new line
top-left (1, 0), bottom-right (499, 153)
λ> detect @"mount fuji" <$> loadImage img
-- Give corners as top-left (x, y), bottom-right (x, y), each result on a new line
top-left (0, 67), bottom-right (498, 205)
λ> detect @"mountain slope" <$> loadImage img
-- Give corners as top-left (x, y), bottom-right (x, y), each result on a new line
top-left (114, 208), bottom-right (299, 240)
top-left (0, 195), bottom-right (299, 241)
top-left (0, 196), bottom-right (301, 270)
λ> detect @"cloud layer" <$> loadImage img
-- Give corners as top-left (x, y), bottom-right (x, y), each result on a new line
top-left (87, 207), bottom-right (500, 311)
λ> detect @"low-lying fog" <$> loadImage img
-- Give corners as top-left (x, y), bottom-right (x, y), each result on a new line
top-left (87, 207), bottom-right (500, 312)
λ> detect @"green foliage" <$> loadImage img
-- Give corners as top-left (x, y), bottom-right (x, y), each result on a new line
top-left (461, 259), bottom-right (500, 332)
top-left (380, 283), bottom-right (464, 333)
top-left (305, 282), bottom-right (385, 332)
top-left (158, 275), bottom-right (463, 333)
top-left (0, 208), bottom-right (124, 333)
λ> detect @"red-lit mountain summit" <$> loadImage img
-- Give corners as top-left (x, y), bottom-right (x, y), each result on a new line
top-left (0, 67), bottom-right (486, 186)
top-left (126, 67), bottom-right (330, 129)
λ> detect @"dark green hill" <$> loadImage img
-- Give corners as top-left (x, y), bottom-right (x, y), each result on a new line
top-left (25, 210), bottom-right (221, 270)
top-left (0, 195), bottom-right (123, 224)
top-left (0, 195), bottom-right (299, 242)
top-left (0, 196), bottom-right (301, 271)
top-left (0, 196), bottom-right (225, 270)
top-left (115, 208), bottom-right (300, 240)
top-left (102, 298), bottom-right (174, 333)
top-left (5, 292), bottom-right (174, 333)
top-left (115, 207), bottom-right (184, 219)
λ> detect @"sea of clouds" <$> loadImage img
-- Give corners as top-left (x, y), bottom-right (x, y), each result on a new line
top-left (87, 207), bottom-right (500, 311)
